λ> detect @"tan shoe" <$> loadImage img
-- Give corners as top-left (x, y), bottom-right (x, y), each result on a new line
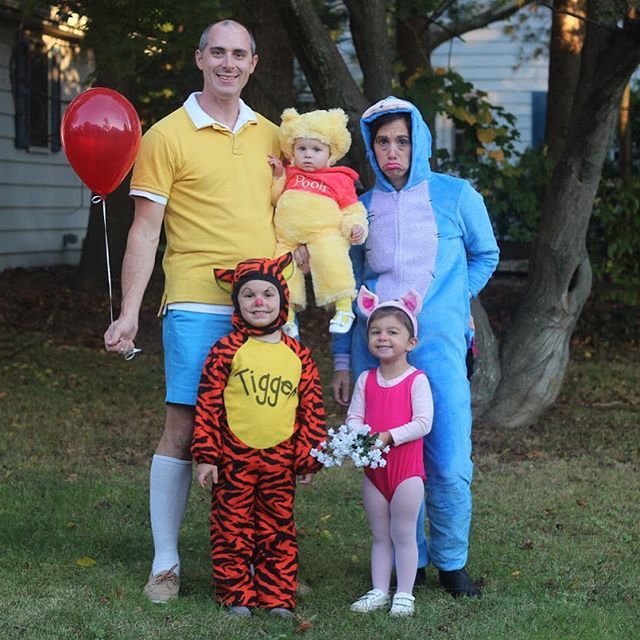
top-left (143, 564), bottom-right (179, 603)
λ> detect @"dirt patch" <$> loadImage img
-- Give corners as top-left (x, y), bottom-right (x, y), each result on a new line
top-left (0, 265), bottom-right (164, 355)
top-left (0, 265), bottom-right (342, 358)
top-left (1, 265), bottom-right (636, 353)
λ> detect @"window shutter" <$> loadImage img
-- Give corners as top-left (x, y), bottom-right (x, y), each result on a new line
top-left (531, 91), bottom-right (548, 149)
top-left (14, 39), bottom-right (30, 149)
top-left (50, 53), bottom-right (62, 152)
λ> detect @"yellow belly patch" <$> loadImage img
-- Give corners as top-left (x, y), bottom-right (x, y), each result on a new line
top-left (224, 338), bottom-right (301, 449)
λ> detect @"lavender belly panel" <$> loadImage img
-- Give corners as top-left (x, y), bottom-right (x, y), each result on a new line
top-left (367, 182), bottom-right (438, 301)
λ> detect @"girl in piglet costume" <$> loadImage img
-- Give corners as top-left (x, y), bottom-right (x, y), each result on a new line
top-left (346, 286), bottom-right (433, 618)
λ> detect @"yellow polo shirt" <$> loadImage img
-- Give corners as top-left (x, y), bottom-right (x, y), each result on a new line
top-left (130, 97), bottom-right (279, 307)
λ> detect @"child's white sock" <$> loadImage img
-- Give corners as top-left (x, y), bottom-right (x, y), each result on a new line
top-left (149, 454), bottom-right (192, 576)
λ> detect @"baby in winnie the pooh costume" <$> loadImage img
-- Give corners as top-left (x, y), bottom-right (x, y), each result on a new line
top-left (268, 107), bottom-right (368, 337)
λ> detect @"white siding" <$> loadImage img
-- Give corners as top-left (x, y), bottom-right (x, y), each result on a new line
top-left (0, 17), bottom-right (94, 272)
top-left (432, 10), bottom-right (550, 152)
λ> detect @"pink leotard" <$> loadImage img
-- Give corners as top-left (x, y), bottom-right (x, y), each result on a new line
top-left (363, 369), bottom-right (426, 502)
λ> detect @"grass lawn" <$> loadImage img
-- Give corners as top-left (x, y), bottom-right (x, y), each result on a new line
top-left (0, 269), bottom-right (638, 639)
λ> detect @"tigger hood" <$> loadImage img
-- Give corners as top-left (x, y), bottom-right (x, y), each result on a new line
top-left (214, 254), bottom-right (294, 336)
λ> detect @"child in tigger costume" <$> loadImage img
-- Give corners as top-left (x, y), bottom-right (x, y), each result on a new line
top-left (268, 107), bottom-right (368, 337)
top-left (191, 253), bottom-right (326, 619)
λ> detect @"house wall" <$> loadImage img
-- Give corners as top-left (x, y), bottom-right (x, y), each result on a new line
top-left (432, 9), bottom-right (550, 153)
top-left (0, 14), bottom-right (94, 272)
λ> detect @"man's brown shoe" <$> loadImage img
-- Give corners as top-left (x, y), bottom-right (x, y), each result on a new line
top-left (143, 565), bottom-right (179, 603)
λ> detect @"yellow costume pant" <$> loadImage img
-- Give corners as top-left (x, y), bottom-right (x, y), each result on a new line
top-left (276, 232), bottom-right (355, 309)
top-left (274, 189), bottom-right (359, 309)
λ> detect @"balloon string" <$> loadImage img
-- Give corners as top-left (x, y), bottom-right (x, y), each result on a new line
top-left (93, 195), bottom-right (114, 325)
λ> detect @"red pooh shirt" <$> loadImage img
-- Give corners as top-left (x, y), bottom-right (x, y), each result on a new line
top-left (283, 165), bottom-right (359, 209)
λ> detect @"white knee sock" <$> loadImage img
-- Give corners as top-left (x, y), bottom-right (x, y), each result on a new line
top-left (149, 454), bottom-right (192, 576)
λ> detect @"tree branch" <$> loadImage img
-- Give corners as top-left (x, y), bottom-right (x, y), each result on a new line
top-left (427, 0), bottom-right (538, 50)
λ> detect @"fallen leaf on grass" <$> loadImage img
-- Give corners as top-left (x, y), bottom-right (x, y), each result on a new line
top-left (295, 620), bottom-right (313, 634)
top-left (511, 570), bottom-right (521, 578)
top-left (294, 613), bottom-right (315, 634)
top-left (76, 556), bottom-right (97, 568)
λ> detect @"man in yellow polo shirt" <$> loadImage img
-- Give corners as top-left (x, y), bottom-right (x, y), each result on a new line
top-left (104, 19), bottom-right (283, 603)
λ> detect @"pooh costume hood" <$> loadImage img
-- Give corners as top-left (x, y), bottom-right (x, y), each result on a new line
top-left (279, 107), bottom-right (351, 166)
top-left (272, 107), bottom-right (368, 311)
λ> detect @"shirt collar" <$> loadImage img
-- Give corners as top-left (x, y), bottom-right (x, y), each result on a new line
top-left (183, 92), bottom-right (257, 133)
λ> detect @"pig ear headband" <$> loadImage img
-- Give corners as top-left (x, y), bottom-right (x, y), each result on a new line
top-left (356, 285), bottom-right (422, 337)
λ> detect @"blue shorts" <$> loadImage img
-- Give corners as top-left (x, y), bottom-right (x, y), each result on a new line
top-left (162, 309), bottom-right (233, 406)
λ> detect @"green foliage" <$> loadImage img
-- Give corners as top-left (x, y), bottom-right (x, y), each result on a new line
top-left (589, 173), bottom-right (640, 296)
top-left (50, 0), bottom-right (231, 126)
top-left (404, 66), bottom-right (520, 165)
top-left (475, 146), bottom-right (551, 243)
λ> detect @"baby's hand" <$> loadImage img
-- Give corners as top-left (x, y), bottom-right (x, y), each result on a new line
top-left (196, 463), bottom-right (218, 488)
top-left (268, 154), bottom-right (284, 178)
top-left (350, 225), bottom-right (365, 244)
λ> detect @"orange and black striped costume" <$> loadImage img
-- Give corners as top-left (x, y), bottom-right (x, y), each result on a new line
top-left (191, 254), bottom-right (325, 610)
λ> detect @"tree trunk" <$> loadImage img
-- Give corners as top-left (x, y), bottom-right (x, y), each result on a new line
top-left (344, 0), bottom-right (393, 102)
top-left (545, 0), bottom-right (585, 166)
top-left (235, 0), bottom-right (295, 123)
top-left (76, 175), bottom-right (134, 291)
top-left (483, 4), bottom-right (640, 428)
top-left (471, 296), bottom-right (501, 419)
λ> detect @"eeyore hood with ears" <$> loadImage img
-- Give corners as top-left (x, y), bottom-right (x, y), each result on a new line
top-left (360, 96), bottom-right (432, 192)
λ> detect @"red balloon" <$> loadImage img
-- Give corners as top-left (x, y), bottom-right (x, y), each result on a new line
top-left (61, 87), bottom-right (141, 197)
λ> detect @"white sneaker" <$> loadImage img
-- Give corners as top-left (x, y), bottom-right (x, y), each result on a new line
top-left (350, 588), bottom-right (390, 612)
top-left (329, 310), bottom-right (355, 334)
top-left (389, 592), bottom-right (415, 617)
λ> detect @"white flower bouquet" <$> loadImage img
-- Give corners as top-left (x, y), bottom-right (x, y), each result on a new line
top-left (311, 423), bottom-right (391, 469)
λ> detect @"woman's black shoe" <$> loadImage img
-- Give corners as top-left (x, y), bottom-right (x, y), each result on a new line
top-left (438, 568), bottom-right (481, 598)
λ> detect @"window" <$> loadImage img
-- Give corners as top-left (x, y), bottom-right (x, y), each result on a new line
top-left (531, 91), bottom-right (547, 149)
top-left (13, 33), bottom-right (61, 152)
